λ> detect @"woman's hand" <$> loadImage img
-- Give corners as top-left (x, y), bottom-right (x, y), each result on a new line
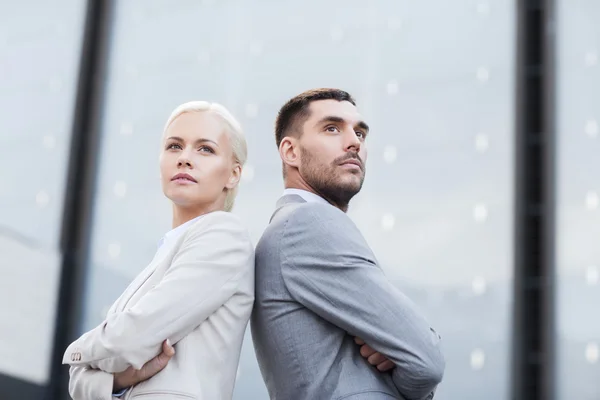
top-left (112, 339), bottom-right (175, 392)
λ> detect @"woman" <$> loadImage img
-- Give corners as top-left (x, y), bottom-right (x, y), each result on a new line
top-left (63, 101), bottom-right (255, 400)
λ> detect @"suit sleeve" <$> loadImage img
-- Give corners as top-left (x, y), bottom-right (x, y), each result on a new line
top-left (62, 212), bottom-right (254, 372)
top-left (280, 204), bottom-right (445, 400)
top-left (67, 366), bottom-right (116, 400)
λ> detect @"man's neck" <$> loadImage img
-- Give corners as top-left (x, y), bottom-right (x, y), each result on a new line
top-left (284, 180), bottom-right (349, 213)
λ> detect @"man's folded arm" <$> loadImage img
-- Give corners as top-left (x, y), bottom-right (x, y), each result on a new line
top-left (280, 205), bottom-right (445, 400)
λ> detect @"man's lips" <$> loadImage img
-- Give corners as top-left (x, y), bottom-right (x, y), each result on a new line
top-left (340, 159), bottom-right (363, 169)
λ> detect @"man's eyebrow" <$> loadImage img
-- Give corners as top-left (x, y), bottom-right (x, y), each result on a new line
top-left (315, 116), bottom-right (370, 132)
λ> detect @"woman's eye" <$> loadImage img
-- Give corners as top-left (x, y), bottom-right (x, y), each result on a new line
top-left (167, 143), bottom-right (182, 150)
top-left (199, 146), bottom-right (214, 153)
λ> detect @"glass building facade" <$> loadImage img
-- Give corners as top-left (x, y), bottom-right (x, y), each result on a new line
top-left (555, 1), bottom-right (600, 399)
top-left (0, 0), bottom-right (86, 396)
top-left (0, 1), bottom-right (597, 399)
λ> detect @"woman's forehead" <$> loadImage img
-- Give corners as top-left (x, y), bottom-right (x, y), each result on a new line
top-left (164, 112), bottom-right (229, 142)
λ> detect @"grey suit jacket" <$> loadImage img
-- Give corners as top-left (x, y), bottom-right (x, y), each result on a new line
top-left (251, 195), bottom-right (445, 400)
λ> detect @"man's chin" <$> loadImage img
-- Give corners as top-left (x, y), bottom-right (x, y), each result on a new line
top-left (330, 183), bottom-right (362, 202)
top-left (340, 176), bottom-right (363, 194)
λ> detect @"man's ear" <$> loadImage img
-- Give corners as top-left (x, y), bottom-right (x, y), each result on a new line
top-left (279, 137), bottom-right (301, 170)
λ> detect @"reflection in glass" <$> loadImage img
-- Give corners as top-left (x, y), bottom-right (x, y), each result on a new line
top-left (556, 1), bottom-right (600, 399)
top-left (0, 0), bottom-right (85, 385)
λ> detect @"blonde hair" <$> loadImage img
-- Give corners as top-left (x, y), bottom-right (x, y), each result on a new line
top-left (163, 101), bottom-right (247, 212)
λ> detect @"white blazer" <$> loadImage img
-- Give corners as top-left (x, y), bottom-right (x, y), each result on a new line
top-left (63, 211), bottom-right (255, 400)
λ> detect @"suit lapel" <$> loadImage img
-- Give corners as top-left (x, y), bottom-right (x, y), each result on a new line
top-left (276, 194), bottom-right (306, 208)
top-left (270, 194), bottom-right (306, 223)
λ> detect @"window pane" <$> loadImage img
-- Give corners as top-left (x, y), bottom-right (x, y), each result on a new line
top-left (0, 0), bottom-right (86, 385)
top-left (556, 1), bottom-right (600, 398)
top-left (81, 1), bottom-right (515, 399)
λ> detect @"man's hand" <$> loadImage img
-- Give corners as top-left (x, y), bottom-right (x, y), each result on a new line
top-left (112, 339), bottom-right (175, 392)
top-left (354, 337), bottom-right (395, 372)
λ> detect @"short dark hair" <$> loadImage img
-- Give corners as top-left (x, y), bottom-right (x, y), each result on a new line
top-left (274, 88), bottom-right (356, 148)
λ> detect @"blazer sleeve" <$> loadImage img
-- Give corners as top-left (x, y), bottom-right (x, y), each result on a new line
top-left (280, 204), bottom-right (445, 400)
top-left (62, 212), bottom-right (254, 373)
top-left (67, 365), bottom-right (115, 400)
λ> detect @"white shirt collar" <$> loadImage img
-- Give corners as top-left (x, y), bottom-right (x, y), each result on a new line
top-left (282, 188), bottom-right (331, 206)
top-left (158, 214), bottom-right (204, 249)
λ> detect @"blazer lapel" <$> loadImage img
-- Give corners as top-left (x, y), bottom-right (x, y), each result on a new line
top-left (109, 254), bottom-right (163, 314)
top-left (106, 217), bottom-right (203, 316)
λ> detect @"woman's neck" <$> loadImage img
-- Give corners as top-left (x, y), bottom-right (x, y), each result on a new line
top-left (171, 202), bottom-right (222, 229)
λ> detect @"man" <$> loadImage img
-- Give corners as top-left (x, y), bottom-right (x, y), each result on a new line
top-left (251, 88), bottom-right (445, 400)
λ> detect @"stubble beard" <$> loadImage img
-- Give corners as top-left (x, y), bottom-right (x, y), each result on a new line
top-left (300, 146), bottom-right (365, 209)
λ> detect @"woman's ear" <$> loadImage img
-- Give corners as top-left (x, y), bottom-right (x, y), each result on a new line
top-left (226, 163), bottom-right (242, 189)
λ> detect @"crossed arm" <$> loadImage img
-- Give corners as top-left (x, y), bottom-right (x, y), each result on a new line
top-left (67, 340), bottom-right (175, 400)
top-left (280, 204), bottom-right (445, 400)
top-left (62, 213), bottom-right (253, 399)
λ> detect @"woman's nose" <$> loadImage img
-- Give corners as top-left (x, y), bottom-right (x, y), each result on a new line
top-left (177, 151), bottom-right (193, 167)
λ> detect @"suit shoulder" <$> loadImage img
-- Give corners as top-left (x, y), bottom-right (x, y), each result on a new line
top-left (277, 203), bottom-right (357, 248)
top-left (256, 204), bottom-right (321, 246)
top-left (286, 202), bottom-right (347, 227)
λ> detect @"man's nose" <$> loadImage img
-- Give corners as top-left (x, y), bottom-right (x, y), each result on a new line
top-left (344, 130), bottom-right (361, 152)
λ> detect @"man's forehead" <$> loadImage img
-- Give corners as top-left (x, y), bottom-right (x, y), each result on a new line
top-left (308, 99), bottom-right (362, 120)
